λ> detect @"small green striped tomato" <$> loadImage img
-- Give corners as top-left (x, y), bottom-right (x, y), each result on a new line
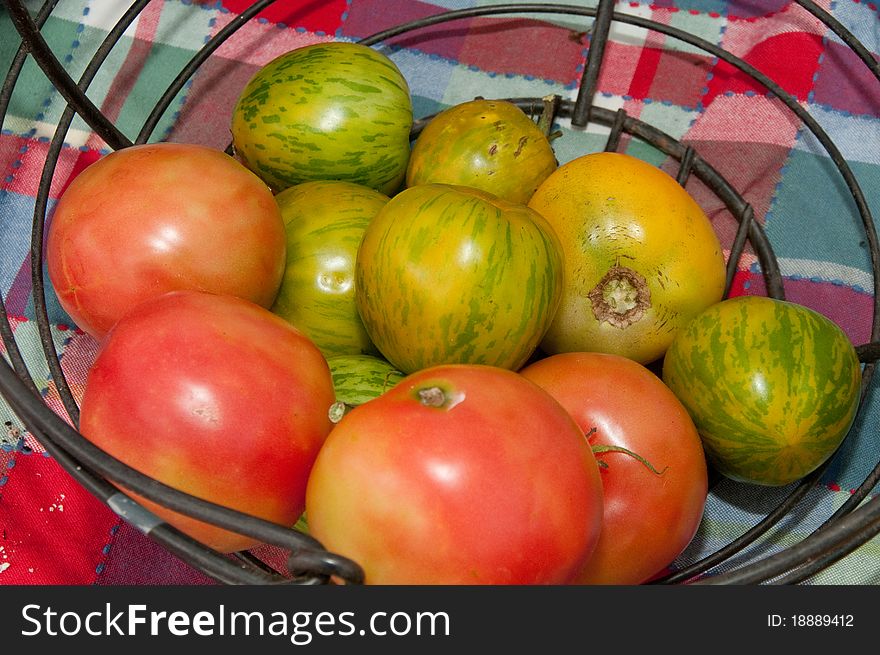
top-left (231, 42), bottom-right (413, 194)
top-left (270, 180), bottom-right (388, 359)
top-left (406, 98), bottom-right (558, 205)
top-left (356, 184), bottom-right (563, 374)
top-left (662, 295), bottom-right (862, 487)
top-left (326, 353), bottom-right (406, 422)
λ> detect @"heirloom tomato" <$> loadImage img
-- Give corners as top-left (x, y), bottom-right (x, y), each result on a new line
top-left (662, 295), bottom-right (862, 487)
top-left (46, 142), bottom-right (286, 341)
top-left (520, 352), bottom-right (708, 585)
top-left (79, 290), bottom-right (336, 553)
top-left (527, 152), bottom-right (726, 364)
top-left (326, 353), bottom-right (406, 422)
top-left (270, 180), bottom-right (389, 358)
top-left (231, 42), bottom-right (413, 194)
top-left (406, 98), bottom-right (558, 205)
top-left (355, 183), bottom-right (563, 374)
top-left (305, 364), bottom-right (605, 584)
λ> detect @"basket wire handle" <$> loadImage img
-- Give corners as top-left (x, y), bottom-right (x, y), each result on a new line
top-left (136, 0), bottom-right (279, 144)
top-left (4, 0), bottom-right (131, 150)
top-left (675, 146), bottom-right (697, 185)
top-left (0, 0), bottom-right (57, 401)
top-left (602, 108), bottom-right (628, 152)
top-left (724, 204), bottom-right (755, 298)
top-left (26, 0), bottom-right (154, 431)
top-left (572, 0), bottom-right (614, 128)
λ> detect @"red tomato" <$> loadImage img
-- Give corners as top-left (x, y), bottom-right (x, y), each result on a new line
top-left (46, 142), bottom-right (286, 340)
top-left (305, 364), bottom-right (604, 584)
top-left (79, 290), bottom-right (335, 553)
top-left (520, 352), bottom-right (708, 585)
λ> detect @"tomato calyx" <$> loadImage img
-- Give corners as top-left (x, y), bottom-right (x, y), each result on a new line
top-left (584, 427), bottom-right (667, 475)
top-left (588, 265), bottom-right (651, 329)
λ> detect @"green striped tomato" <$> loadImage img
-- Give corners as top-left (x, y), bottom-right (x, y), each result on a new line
top-left (231, 42), bottom-right (413, 194)
top-left (270, 180), bottom-right (389, 358)
top-left (327, 353), bottom-right (406, 422)
top-left (355, 184), bottom-right (564, 374)
top-left (406, 98), bottom-right (558, 205)
top-left (662, 296), bottom-right (862, 486)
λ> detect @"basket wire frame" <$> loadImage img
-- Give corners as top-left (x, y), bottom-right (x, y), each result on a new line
top-left (1, 0), bottom-right (879, 585)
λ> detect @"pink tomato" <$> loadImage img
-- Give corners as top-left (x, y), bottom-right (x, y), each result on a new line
top-left (520, 352), bottom-right (708, 584)
top-left (79, 290), bottom-right (335, 553)
top-left (305, 364), bottom-right (604, 584)
top-left (46, 142), bottom-right (286, 340)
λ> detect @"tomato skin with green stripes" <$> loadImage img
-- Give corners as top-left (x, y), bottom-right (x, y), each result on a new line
top-left (231, 42), bottom-right (413, 194)
top-left (270, 180), bottom-right (389, 358)
top-left (406, 98), bottom-right (558, 205)
top-left (355, 184), bottom-right (564, 374)
top-left (327, 354), bottom-right (406, 421)
top-left (662, 296), bottom-right (862, 487)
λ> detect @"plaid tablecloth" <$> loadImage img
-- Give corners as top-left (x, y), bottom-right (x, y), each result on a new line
top-left (1, 0), bottom-right (879, 585)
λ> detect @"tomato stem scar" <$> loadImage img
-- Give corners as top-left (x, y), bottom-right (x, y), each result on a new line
top-left (588, 265), bottom-right (651, 328)
top-left (418, 386), bottom-right (446, 407)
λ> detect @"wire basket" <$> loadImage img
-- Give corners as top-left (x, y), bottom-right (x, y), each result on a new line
top-left (2, 0), bottom-right (879, 585)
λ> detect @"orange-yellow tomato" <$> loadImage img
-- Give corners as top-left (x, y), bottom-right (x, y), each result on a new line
top-left (527, 152), bottom-right (726, 364)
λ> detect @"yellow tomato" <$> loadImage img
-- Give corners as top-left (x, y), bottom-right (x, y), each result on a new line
top-left (527, 152), bottom-right (726, 364)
